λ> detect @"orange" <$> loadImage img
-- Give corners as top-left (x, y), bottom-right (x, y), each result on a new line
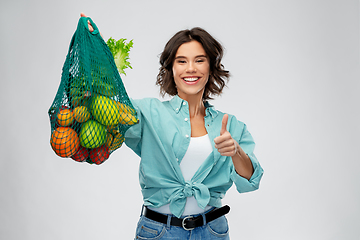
top-left (50, 127), bottom-right (80, 158)
top-left (73, 106), bottom-right (90, 123)
top-left (57, 108), bottom-right (74, 126)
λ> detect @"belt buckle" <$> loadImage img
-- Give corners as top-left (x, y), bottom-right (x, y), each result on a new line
top-left (182, 216), bottom-right (195, 231)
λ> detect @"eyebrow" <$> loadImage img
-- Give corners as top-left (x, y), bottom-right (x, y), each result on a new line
top-left (175, 54), bottom-right (207, 59)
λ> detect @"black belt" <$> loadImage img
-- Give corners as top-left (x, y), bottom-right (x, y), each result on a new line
top-left (143, 205), bottom-right (230, 230)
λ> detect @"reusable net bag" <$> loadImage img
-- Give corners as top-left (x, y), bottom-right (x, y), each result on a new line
top-left (48, 17), bottom-right (137, 165)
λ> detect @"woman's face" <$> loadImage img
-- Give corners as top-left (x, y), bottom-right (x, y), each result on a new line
top-left (172, 40), bottom-right (210, 100)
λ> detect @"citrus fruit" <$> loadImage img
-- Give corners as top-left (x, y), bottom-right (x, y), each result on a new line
top-left (79, 120), bottom-right (106, 149)
top-left (91, 96), bottom-right (120, 126)
top-left (73, 106), bottom-right (90, 123)
top-left (57, 108), bottom-right (74, 126)
top-left (50, 127), bottom-right (80, 158)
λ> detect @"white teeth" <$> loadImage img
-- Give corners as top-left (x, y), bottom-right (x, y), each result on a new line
top-left (184, 77), bottom-right (199, 82)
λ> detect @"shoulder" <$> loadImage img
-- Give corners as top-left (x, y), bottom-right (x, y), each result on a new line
top-left (208, 104), bottom-right (247, 138)
top-left (207, 103), bottom-right (246, 129)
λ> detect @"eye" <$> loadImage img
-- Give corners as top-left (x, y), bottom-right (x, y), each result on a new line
top-left (196, 58), bottom-right (207, 63)
top-left (176, 59), bottom-right (186, 64)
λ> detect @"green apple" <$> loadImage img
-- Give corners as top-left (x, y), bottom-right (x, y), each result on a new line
top-left (79, 120), bottom-right (106, 148)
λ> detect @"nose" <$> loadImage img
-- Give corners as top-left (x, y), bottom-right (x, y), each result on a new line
top-left (186, 62), bottom-right (197, 73)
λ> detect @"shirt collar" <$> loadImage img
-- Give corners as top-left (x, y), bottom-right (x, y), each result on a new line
top-left (169, 95), bottom-right (185, 113)
top-left (169, 95), bottom-right (218, 118)
top-left (204, 101), bottom-right (218, 118)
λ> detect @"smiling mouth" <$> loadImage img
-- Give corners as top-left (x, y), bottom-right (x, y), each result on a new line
top-left (183, 77), bottom-right (199, 82)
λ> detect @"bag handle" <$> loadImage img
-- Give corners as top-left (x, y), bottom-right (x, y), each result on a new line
top-left (81, 16), bottom-right (99, 35)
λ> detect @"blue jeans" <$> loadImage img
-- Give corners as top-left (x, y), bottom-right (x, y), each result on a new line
top-left (134, 208), bottom-right (230, 240)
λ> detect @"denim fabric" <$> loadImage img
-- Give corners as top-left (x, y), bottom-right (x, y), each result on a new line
top-left (134, 211), bottom-right (230, 240)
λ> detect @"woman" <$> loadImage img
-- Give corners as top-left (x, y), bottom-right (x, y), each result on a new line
top-left (81, 13), bottom-right (263, 240)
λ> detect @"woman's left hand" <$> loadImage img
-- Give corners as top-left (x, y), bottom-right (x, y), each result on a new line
top-left (214, 114), bottom-right (238, 156)
top-left (214, 114), bottom-right (254, 180)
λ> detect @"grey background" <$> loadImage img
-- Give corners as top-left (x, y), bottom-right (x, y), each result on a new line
top-left (1, 0), bottom-right (359, 239)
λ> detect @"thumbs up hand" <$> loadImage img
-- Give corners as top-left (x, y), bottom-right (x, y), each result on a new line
top-left (214, 114), bottom-right (238, 157)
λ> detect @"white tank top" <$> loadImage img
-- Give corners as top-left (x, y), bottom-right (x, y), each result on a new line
top-left (149, 134), bottom-right (214, 216)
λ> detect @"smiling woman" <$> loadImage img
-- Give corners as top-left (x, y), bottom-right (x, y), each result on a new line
top-left (77, 14), bottom-right (263, 240)
top-left (126, 26), bottom-right (263, 240)
top-left (156, 27), bottom-right (230, 100)
top-left (172, 41), bottom-right (210, 101)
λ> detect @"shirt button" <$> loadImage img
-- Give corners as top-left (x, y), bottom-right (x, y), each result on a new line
top-left (184, 118), bottom-right (188, 121)
top-left (176, 108), bottom-right (179, 111)
top-left (183, 102), bottom-right (186, 105)
top-left (185, 134), bottom-right (189, 138)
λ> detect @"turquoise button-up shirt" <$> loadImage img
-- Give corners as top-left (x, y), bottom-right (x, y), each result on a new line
top-left (125, 95), bottom-right (263, 218)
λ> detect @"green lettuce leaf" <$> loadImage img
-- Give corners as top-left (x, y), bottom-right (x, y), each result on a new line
top-left (106, 37), bottom-right (133, 75)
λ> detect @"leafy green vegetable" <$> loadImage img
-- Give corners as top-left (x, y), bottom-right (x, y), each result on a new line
top-left (106, 37), bottom-right (133, 75)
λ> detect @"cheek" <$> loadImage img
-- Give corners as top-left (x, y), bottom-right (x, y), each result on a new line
top-left (172, 67), bottom-right (176, 78)
top-left (172, 64), bottom-right (182, 76)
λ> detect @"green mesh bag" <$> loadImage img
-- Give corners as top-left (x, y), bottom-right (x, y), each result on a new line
top-left (48, 17), bottom-right (137, 165)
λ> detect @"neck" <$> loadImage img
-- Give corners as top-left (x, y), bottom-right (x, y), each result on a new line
top-left (178, 93), bottom-right (205, 118)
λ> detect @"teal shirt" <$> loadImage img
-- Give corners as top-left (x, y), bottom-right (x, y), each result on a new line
top-left (125, 95), bottom-right (263, 218)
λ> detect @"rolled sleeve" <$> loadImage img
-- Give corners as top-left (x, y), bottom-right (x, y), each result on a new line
top-left (231, 153), bottom-right (264, 193)
top-left (230, 123), bottom-right (264, 193)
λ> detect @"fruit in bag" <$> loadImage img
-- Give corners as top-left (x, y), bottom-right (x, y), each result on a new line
top-left (51, 127), bottom-right (80, 158)
top-left (91, 95), bottom-right (120, 126)
top-left (57, 108), bottom-right (74, 126)
top-left (71, 146), bottom-right (89, 162)
top-left (89, 145), bottom-right (110, 165)
top-left (48, 17), bottom-right (137, 164)
top-left (73, 106), bottom-right (90, 123)
top-left (79, 120), bottom-right (106, 149)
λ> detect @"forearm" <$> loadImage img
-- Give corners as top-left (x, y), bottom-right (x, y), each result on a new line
top-left (232, 141), bottom-right (254, 180)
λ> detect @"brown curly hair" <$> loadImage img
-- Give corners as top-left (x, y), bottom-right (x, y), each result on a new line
top-left (156, 27), bottom-right (230, 100)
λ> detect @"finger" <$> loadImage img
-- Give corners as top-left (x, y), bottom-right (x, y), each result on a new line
top-left (214, 137), bottom-right (234, 149)
top-left (220, 114), bottom-right (228, 135)
top-left (220, 151), bottom-right (237, 157)
top-left (213, 131), bottom-right (230, 144)
top-left (217, 143), bottom-right (237, 156)
top-left (80, 12), bottom-right (88, 18)
top-left (217, 145), bottom-right (236, 153)
top-left (87, 21), bottom-right (94, 32)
